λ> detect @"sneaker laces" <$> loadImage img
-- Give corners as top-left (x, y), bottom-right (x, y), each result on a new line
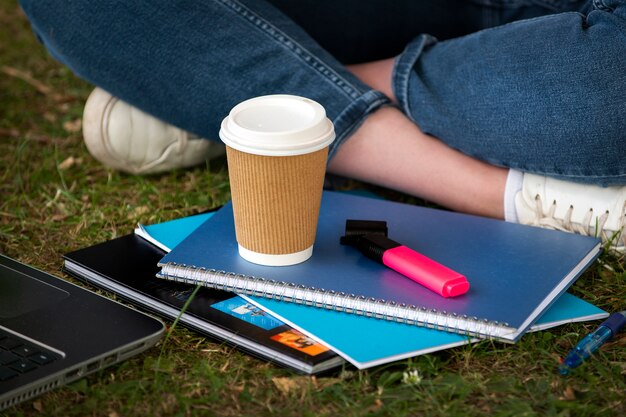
top-left (530, 195), bottom-right (626, 249)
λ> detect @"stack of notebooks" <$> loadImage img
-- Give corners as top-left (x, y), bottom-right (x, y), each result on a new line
top-left (64, 191), bottom-right (607, 373)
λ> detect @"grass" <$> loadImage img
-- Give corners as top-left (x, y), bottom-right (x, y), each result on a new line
top-left (1, 1), bottom-right (625, 416)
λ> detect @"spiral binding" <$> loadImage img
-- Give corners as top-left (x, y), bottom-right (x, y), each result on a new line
top-left (158, 262), bottom-right (513, 338)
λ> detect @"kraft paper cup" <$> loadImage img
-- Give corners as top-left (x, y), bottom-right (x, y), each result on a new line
top-left (219, 95), bottom-right (335, 266)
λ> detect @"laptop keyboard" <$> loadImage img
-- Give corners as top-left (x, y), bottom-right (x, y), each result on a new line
top-left (0, 330), bottom-right (60, 381)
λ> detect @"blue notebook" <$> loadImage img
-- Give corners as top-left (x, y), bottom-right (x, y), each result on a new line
top-left (242, 292), bottom-right (606, 369)
top-left (156, 191), bottom-right (602, 342)
top-left (138, 210), bottom-right (607, 368)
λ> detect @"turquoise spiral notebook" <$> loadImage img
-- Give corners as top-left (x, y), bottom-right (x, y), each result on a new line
top-left (154, 191), bottom-right (602, 342)
top-left (138, 209), bottom-right (606, 369)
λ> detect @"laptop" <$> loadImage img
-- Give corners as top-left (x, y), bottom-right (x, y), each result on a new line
top-left (0, 255), bottom-right (164, 411)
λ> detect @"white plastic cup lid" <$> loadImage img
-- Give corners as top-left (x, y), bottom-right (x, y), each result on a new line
top-left (219, 95), bottom-right (335, 156)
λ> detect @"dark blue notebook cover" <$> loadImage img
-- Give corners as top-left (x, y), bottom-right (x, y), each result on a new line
top-left (158, 191), bottom-right (601, 341)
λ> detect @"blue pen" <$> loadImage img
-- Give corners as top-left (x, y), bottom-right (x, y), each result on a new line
top-left (558, 310), bottom-right (626, 375)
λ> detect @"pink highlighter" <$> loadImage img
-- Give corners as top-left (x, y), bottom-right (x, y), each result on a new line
top-left (340, 220), bottom-right (469, 298)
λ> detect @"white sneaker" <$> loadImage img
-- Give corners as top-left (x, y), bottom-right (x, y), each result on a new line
top-left (82, 88), bottom-right (225, 174)
top-left (515, 173), bottom-right (626, 251)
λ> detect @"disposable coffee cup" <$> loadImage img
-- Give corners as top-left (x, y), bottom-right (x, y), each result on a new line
top-left (219, 95), bottom-right (335, 266)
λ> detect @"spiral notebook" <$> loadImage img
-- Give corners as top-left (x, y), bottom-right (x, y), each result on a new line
top-left (138, 211), bottom-right (607, 369)
top-left (157, 191), bottom-right (602, 342)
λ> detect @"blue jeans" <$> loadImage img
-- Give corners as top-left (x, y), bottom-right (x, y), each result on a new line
top-left (19, 0), bottom-right (626, 185)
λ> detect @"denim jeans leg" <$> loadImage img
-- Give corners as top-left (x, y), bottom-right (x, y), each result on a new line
top-left (394, 0), bottom-right (626, 186)
top-left (18, 0), bottom-right (389, 160)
